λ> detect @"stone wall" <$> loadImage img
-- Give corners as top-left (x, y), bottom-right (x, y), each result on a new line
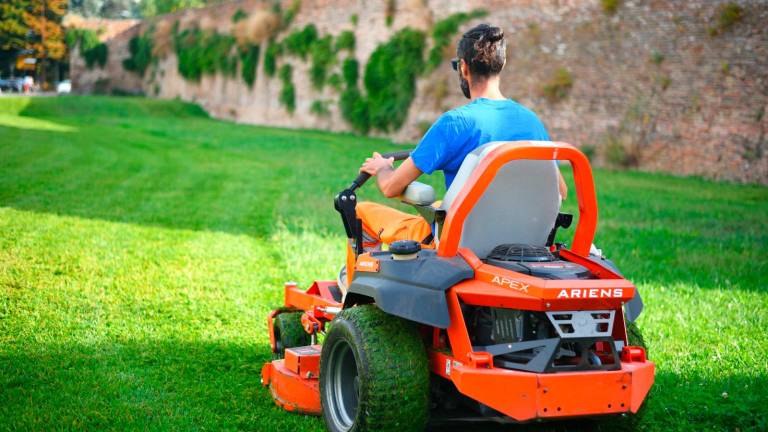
top-left (71, 0), bottom-right (768, 184)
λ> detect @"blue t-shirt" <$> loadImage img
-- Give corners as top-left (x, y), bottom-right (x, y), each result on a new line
top-left (411, 98), bottom-right (550, 189)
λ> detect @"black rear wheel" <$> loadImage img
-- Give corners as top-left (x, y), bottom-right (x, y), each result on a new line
top-left (320, 305), bottom-right (429, 432)
top-left (273, 311), bottom-right (310, 360)
top-left (626, 320), bottom-right (648, 354)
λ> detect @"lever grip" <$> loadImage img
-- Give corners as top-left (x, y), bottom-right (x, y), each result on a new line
top-left (350, 150), bottom-right (412, 189)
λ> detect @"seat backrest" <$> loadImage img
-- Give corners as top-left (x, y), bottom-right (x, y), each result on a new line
top-left (441, 142), bottom-right (561, 258)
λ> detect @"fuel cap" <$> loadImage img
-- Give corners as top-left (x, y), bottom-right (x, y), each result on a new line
top-left (390, 240), bottom-right (421, 260)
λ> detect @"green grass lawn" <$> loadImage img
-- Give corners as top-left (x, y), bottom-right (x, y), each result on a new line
top-left (0, 96), bottom-right (766, 431)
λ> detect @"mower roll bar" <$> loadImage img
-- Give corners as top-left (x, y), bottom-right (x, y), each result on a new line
top-left (437, 142), bottom-right (598, 258)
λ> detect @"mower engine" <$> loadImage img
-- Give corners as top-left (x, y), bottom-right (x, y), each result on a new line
top-left (461, 244), bottom-right (625, 374)
top-left (485, 243), bottom-right (592, 280)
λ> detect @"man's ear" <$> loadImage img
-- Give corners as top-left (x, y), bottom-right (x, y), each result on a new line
top-left (460, 60), bottom-right (471, 83)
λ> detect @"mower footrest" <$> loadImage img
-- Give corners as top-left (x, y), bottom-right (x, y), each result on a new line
top-left (261, 346), bottom-right (322, 416)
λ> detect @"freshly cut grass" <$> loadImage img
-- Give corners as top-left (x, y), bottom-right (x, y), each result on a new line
top-left (0, 96), bottom-right (766, 431)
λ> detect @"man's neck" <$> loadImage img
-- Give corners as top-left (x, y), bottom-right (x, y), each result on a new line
top-left (470, 76), bottom-right (505, 101)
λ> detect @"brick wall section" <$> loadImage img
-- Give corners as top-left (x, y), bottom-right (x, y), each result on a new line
top-left (72, 0), bottom-right (768, 184)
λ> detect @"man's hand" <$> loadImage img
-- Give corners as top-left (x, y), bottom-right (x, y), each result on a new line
top-left (360, 152), bottom-right (395, 176)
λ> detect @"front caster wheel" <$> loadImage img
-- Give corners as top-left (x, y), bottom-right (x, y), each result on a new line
top-left (273, 311), bottom-right (310, 360)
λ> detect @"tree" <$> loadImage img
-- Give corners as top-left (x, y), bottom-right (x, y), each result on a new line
top-left (25, 0), bottom-right (68, 61)
top-left (0, 0), bottom-right (29, 51)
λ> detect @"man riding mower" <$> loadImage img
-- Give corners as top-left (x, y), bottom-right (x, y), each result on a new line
top-left (260, 24), bottom-right (653, 431)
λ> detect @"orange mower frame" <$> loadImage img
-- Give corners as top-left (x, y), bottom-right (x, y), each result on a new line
top-left (261, 142), bottom-right (654, 427)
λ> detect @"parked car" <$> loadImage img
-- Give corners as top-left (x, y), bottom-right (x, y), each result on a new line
top-left (57, 80), bottom-right (72, 94)
top-left (0, 78), bottom-right (24, 93)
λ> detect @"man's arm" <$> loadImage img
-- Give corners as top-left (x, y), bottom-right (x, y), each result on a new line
top-left (360, 153), bottom-right (423, 198)
top-left (558, 170), bottom-right (568, 200)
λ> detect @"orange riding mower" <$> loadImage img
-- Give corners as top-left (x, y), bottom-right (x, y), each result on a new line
top-left (261, 142), bottom-right (653, 431)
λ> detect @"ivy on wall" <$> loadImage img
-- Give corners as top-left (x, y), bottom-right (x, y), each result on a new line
top-left (123, 29), bottom-right (153, 76)
top-left (263, 41), bottom-right (281, 77)
top-left (340, 29), bottom-right (426, 133)
top-left (66, 28), bottom-right (109, 69)
top-left (239, 44), bottom-right (260, 87)
top-left (118, 7), bottom-right (486, 129)
top-left (341, 57), bottom-right (358, 87)
top-left (174, 28), bottom-right (238, 81)
top-left (335, 31), bottom-right (355, 52)
top-left (363, 29), bottom-right (426, 132)
top-left (310, 99), bottom-right (330, 116)
top-left (426, 9), bottom-right (488, 72)
top-left (283, 24), bottom-right (318, 59)
top-left (309, 35), bottom-right (335, 89)
top-left (231, 8), bottom-right (247, 23)
top-left (278, 63), bottom-right (296, 112)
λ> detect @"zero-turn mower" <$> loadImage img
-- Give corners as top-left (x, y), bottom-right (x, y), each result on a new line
top-left (261, 141), bottom-right (653, 431)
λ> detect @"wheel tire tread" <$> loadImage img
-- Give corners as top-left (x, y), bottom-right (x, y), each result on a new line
top-left (322, 305), bottom-right (429, 432)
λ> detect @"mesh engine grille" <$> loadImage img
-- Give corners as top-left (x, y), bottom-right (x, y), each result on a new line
top-left (487, 243), bottom-right (555, 262)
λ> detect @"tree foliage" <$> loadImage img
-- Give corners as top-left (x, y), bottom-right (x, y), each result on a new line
top-left (0, 0), bottom-right (67, 61)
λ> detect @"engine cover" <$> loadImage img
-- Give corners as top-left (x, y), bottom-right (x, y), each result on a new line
top-left (485, 243), bottom-right (592, 280)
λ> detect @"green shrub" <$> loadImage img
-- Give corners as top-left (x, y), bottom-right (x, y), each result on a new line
top-left (340, 86), bottom-right (369, 133)
top-left (362, 28), bottom-right (426, 131)
top-left (708, 2), bottom-right (744, 36)
top-left (278, 64), bottom-right (295, 113)
top-left (650, 50), bottom-right (664, 65)
top-left (601, 0), bottom-right (620, 14)
top-left (328, 73), bottom-right (343, 90)
top-left (541, 67), bottom-right (573, 102)
top-left (341, 57), bottom-right (359, 87)
top-left (580, 144), bottom-right (596, 161)
top-left (350, 14), bottom-right (358, 26)
top-left (231, 8), bottom-right (247, 23)
top-left (283, 24), bottom-right (318, 59)
top-left (605, 134), bottom-right (639, 168)
top-left (83, 43), bottom-right (109, 69)
top-left (239, 44), bottom-right (260, 87)
top-left (310, 100), bottom-right (330, 116)
top-left (174, 29), bottom-right (237, 81)
top-left (264, 41), bottom-right (281, 77)
top-left (335, 30), bottom-right (355, 52)
top-left (123, 30), bottom-right (153, 75)
top-left (309, 35), bottom-right (335, 89)
top-left (426, 9), bottom-right (488, 72)
top-left (339, 29), bottom-right (426, 133)
top-left (659, 75), bottom-right (671, 91)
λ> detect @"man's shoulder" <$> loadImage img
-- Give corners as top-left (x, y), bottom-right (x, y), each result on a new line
top-left (437, 104), bottom-right (476, 128)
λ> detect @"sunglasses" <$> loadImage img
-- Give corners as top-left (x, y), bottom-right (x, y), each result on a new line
top-left (451, 58), bottom-right (459, 71)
